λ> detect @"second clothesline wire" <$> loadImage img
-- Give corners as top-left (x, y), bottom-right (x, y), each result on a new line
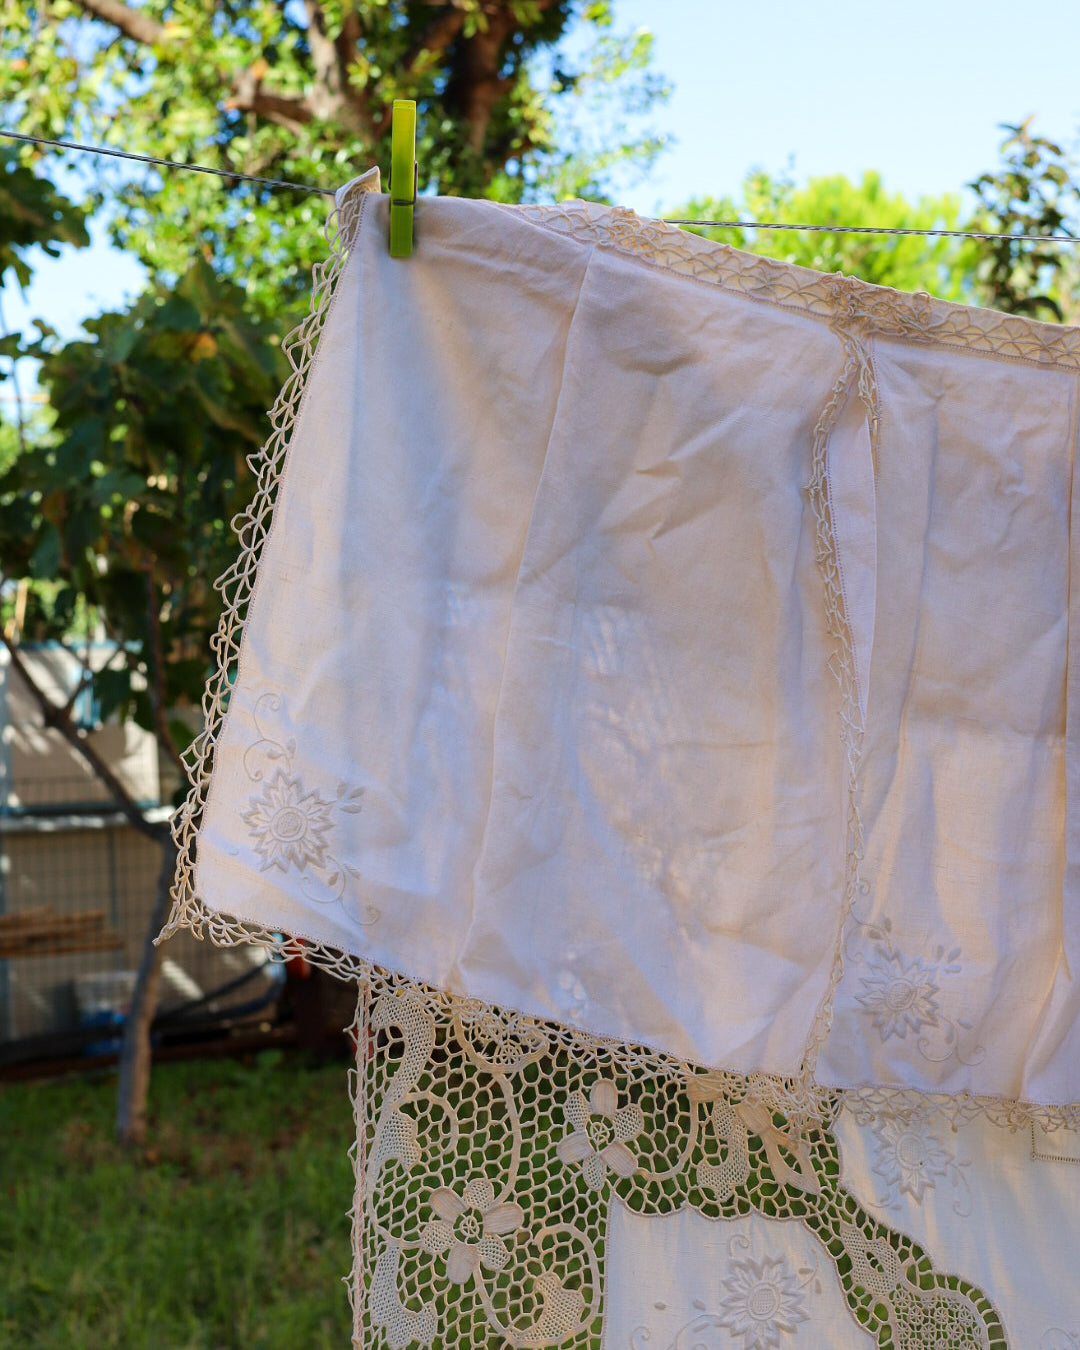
top-left (3, 127), bottom-right (1080, 245)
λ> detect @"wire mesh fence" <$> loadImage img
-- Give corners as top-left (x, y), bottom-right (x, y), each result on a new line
top-left (0, 645), bottom-right (283, 1060)
top-left (0, 814), bottom-right (281, 1049)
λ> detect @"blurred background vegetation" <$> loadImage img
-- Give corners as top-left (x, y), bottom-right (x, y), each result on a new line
top-left (0, 1051), bottom-right (355, 1350)
top-left (0, 2), bottom-right (1079, 1345)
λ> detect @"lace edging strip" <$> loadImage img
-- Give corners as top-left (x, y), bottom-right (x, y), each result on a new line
top-left (158, 179), bottom-right (373, 955)
top-left (512, 199), bottom-right (1080, 370)
top-left (158, 184), bottom-right (1080, 1136)
top-left (162, 890), bottom-right (1080, 1133)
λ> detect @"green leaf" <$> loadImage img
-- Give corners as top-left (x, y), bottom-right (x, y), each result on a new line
top-left (157, 294), bottom-right (202, 332)
top-left (94, 666), bottom-right (135, 723)
top-left (29, 525), bottom-right (61, 580)
top-left (55, 415), bottom-right (105, 478)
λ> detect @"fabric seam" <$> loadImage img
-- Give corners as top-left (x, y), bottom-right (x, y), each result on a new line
top-left (158, 185), bottom-right (1080, 1134)
top-left (506, 199), bottom-right (1080, 373)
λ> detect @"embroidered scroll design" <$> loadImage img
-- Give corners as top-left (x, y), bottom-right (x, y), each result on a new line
top-left (237, 690), bottom-right (375, 921)
top-left (1041, 1331), bottom-right (1080, 1350)
top-left (351, 979), bottom-right (1007, 1350)
top-left (629, 1238), bottom-right (822, 1350)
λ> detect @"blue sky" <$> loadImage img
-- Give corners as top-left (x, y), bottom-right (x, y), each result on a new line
top-left (2, 0), bottom-right (1080, 360)
top-left (616, 0), bottom-right (1080, 216)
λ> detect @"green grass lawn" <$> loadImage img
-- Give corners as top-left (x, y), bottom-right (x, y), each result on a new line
top-left (0, 1050), bottom-right (356, 1350)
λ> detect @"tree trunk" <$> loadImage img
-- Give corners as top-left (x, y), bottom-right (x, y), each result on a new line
top-left (115, 835), bottom-right (177, 1145)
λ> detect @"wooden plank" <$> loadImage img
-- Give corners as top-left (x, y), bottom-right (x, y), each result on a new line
top-left (30, 910), bottom-right (108, 929)
top-left (0, 910), bottom-right (110, 939)
top-left (0, 906), bottom-right (52, 931)
top-left (0, 932), bottom-right (125, 959)
top-left (0, 908), bottom-right (124, 959)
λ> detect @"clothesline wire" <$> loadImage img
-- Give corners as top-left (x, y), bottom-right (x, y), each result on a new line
top-left (4, 126), bottom-right (1080, 245)
top-left (0, 128), bottom-right (337, 197)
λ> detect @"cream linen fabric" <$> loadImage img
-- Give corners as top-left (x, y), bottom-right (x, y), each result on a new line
top-left (181, 180), bottom-right (1080, 1112)
top-left (192, 187), bottom-right (851, 1076)
top-left (593, 1109), bottom-right (1080, 1349)
top-left (832, 1105), bottom-right (1080, 1347)
top-left (818, 339), bottom-right (1080, 1105)
top-left (602, 1204), bottom-right (876, 1349)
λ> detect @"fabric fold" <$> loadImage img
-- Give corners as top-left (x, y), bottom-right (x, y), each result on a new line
top-left (163, 185), bottom-right (1080, 1125)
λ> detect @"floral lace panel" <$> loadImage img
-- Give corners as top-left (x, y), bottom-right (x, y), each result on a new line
top-left (349, 980), bottom-right (1007, 1350)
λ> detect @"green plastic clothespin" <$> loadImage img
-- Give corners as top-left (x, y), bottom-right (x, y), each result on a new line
top-left (389, 99), bottom-right (417, 258)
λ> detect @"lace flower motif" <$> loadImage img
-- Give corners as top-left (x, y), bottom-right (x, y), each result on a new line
top-left (716, 1256), bottom-right (809, 1350)
top-left (856, 946), bottom-right (940, 1041)
top-left (557, 1079), bottom-right (643, 1189)
top-left (454, 1004), bottom-right (548, 1075)
top-left (420, 1177), bottom-right (524, 1285)
top-left (242, 769), bottom-right (335, 873)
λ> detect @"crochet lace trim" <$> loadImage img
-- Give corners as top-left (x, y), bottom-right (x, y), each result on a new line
top-left (158, 185), bottom-right (1080, 1135)
top-left (510, 199), bottom-right (1080, 370)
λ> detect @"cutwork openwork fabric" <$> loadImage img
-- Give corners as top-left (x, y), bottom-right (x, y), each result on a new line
top-left (346, 976), bottom-right (1080, 1349)
top-left (158, 174), bottom-right (1080, 1346)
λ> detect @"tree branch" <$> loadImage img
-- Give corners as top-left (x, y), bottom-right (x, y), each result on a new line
top-left (1, 631), bottom-right (170, 843)
top-left (142, 560), bottom-right (189, 785)
top-left (96, 611), bottom-right (145, 686)
top-left (404, 5), bottom-right (466, 73)
top-left (283, 0), bottom-right (368, 131)
top-left (116, 833), bottom-right (176, 1145)
top-left (94, 606), bottom-right (188, 788)
top-left (223, 73), bottom-right (315, 133)
top-left (55, 649), bottom-right (95, 722)
top-left (435, 0), bottom-right (562, 156)
top-left (71, 1), bottom-right (324, 137)
top-left (301, 0), bottom-right (346, 119)
top-left (55, 625), bottom-right (131, 724)
top-left (452, 12), bottom-right (517, 154)
top-left (333, 7), bottom-right (376, 133)
top-left (71, 0), bottom-right (165, 45)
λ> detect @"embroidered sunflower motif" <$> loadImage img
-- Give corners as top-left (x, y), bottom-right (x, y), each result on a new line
top-left (856, 947), bottom-right (941, 1041)
top-left (716, 1255), bottom-right (809, 1350)
top-left (871, 1113), bottom-right (955, 1204)
top-left (242, 769), bottom-right (335, 873)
